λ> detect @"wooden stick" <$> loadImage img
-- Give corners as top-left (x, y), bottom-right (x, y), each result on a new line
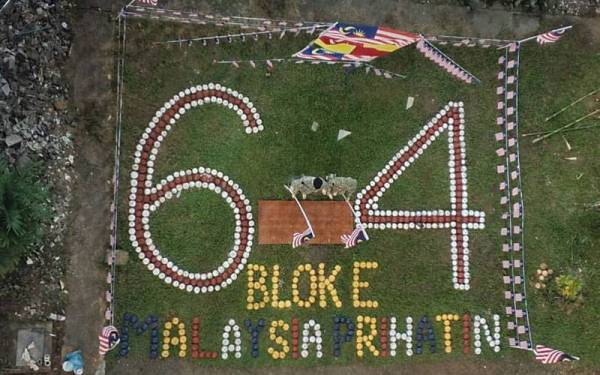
top-left (522, 123), bottom-right (600, 137)
top-left (533, 109), bottom-right (600, 143)
top-left (545, 87), bottom-right (600, 122)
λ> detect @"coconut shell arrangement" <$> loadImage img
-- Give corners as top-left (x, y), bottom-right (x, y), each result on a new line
top-left (244, 318), bottom-right (266, 358)
top-left (353, 102), bottom-right (485, 291)
top-left (119, 313), bottom-right (160, 359)
top-left (533, 262), bottom-right (554, 290)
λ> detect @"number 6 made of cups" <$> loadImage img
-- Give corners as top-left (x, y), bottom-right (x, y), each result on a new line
top-left (128, 83), bottom-right (263, 294)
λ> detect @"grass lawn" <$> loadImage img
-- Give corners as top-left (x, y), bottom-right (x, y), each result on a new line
top-left (111, 18), bottom-right (600, 370)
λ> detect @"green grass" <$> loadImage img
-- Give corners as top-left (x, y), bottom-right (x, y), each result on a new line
top-left (112, 19), bottom-right (600, 370)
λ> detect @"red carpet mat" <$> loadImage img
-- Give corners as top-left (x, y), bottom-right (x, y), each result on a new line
top-left (258, 200), bottom-right (354, 245)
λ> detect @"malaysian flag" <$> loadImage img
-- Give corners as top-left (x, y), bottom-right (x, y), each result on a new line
top-left (292, 227), bottom-right (314, 248)
top-left (98, 325), bottom-right (120, 356)
top-left (136, 0), bottom-right (158, 6)
top-left (341, 224), bottom-right (369, 248)
top-left (536, 29), bottom-right (566, 45)
top-left (294, 22), bottom-right (420, 62)
top-left (534, 345), bottom-right (579, 364)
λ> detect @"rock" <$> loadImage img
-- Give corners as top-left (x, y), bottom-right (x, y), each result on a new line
top-left (109, 250), bottom-right (130, 266)
top-left (5, 134), bottom-right (23, 147)
top-left (16, 154), bottom-right (32, 169)
top-left (1, 83), bottom-right (10, 96)
top-left (311, 121), bottom-right (319, 132)
top-left (54, 99), bottom-right (67, 111)
top-left (6, 55), bottom-right (16, 72)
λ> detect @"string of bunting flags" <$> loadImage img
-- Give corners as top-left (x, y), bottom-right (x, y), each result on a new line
top-left (99, 10), bottom-right (128, 357)
top-left (424, 34), bottom-right (513, 48)
top-left (156, 24), bottom-right (332, 46)
top-left (415, 39), bottom-right (480, 84)
top-left (213, 58), bottom-right (407, 79)
top-left (494, 39), bottom-right (578, 364)
top-left (495, 42), bottom-right (532, 351)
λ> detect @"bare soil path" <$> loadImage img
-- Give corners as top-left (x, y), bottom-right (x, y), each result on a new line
top-left (62, 0), bottom-right (123, 373)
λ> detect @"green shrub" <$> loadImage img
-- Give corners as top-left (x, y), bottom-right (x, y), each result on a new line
top-left (555, 273), bottom-right (583, 302)
top-left (0, 159), bottom-right (49, 277)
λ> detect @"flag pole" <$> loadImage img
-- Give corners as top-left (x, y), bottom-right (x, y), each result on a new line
top-left (284, 185), bottom-right (315, 235)
top-left (341, 193), bottom-right (369, 240)
top-left (519, 25), bottom-right (572, 44)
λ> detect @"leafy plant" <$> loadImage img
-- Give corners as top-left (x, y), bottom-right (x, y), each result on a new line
top-left (0, 159), bottom-right (49, 277)
top-left (554, 273), bottom-right (583, 302)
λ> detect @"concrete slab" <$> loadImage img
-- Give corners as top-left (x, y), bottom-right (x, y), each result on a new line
top-left (15, 323), bottom-right (52, 368)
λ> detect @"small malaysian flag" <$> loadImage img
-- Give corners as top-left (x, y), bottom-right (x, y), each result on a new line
top-left (292, 227), bottom-right (314, 248)
top-left (415, 39), bottom-right (476, 84)
top-left (340, 224), bottom-right (369, 248)
top-left (536, 29), bottom-right (566, 45)
top-left (534, 345), bottom-right (579, 364)
top-left (99, 326), bottom-right (120, 356)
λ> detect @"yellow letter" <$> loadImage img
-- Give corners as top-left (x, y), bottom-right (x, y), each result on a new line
top-left (271, 264), bottom-right (292, 309)
top-left (318, 263), bottom-right (342, 308)
top-left (292, 263), bottom-right (318, 308)
top-left (267, 320), bottom-right (290, 359)
top-left (356, 315), bottom-right (379, 358)
top-left (246, 264), bottom-right (269, 310)
top-left (435, 313), bottom-right (460, 353)
top-left (161, 317), bottom-right (188, 359)
top-left (352, 261), bottom-right (379, 308)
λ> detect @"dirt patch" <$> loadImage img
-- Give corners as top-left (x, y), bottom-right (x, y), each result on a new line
top-left (61, 0), bottom-right (123, 372)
